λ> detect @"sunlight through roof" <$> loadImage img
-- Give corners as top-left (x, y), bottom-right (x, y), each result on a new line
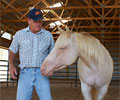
top-left (50, 19), bottom-right (72, 28)
top-left (1, 31), bottom-right (11, 40)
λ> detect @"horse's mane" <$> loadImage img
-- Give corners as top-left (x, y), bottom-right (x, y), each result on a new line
top-left (75, 32), bottom-right (104, 65)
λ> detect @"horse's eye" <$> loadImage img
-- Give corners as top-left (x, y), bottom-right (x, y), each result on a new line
top-left (59, 47), bottom-right (67, 51)
top-left (60, 48), bottom-right (65, 50)
top-left (59, 46), bottom-right (69, 51)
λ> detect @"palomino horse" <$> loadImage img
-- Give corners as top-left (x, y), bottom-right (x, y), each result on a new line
top-left (41, 26), bottom-right (113, 100)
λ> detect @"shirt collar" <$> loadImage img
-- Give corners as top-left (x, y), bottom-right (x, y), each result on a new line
top-left (25, 26), bottom-right (43, 34)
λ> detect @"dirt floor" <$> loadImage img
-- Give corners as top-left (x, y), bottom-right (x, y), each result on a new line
top-left (0, 81), bottom-right (120, 100)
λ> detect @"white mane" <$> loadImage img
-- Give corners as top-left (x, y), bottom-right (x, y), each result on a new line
top-left (75, 32), bottom-right (104, 65)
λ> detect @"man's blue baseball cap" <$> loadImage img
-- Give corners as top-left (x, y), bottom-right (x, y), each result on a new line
top-left (27, 8), bottom-right (43, 21)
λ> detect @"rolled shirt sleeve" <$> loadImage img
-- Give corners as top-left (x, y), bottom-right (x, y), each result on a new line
top-left (9, 32), bottom-right (19, 54)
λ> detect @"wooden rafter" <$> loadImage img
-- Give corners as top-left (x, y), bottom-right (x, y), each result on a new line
top-left (60, 0), bottom-right (68, 18)
top-left (1, 6), bottom-right (120, 13)
top-left (4, 0), bottom-right (16, 9)
top-left (52, 0), bottom-right (69, 32)
top-left (66, 9), bottom-right (74, 25)
top-left (88, 0), bottom-right (101, 34)
top-left (71, 11), bottom-right (80, 31)
top-left (1, 17), bottom-right (119, 24)
top-left (0, 0), bottom-right (119, 39)
top-left (95, 0), bottom-right (101, 5)
top-left (2, 0), bottom-right (27, 19)
top-left (104, 0), bottom-right (119, 33)
top-left (42, 0), bottom-right (65, 26)
top-left (20, 0), bottom-right (42, 19)
top-left (105, 0), bottom-right (111, 5)
top-left (9, 25), bottom-right (120, 31)
top-left (101, 0), bottom-right (105, 29)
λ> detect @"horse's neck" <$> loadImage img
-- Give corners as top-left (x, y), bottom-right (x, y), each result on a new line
top-left (75, 33), bottom-right (88, 57)
top-left (75, 33), bottom-right (98, 66)
top-left (78, 52), bottom-right (96, 67)
top-left (74, 33), bottom-right (113, 69)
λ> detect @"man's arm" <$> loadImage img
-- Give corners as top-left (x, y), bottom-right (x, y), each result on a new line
top-left (9, 51), bottom-right (18, 79)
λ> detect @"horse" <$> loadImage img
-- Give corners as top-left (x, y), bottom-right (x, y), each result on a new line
top-left (40, 26), bottom-right (113, 100)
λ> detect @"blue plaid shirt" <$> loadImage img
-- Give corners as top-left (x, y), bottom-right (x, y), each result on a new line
top-left (9, 26), bottom-right (54, 69)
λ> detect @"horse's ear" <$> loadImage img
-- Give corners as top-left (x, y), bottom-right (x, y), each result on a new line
top-left (65, 25), bottom-right (72, 34)
top-left (57, 26), bottom-right (65, 34)
top-left (65, 25), bottom-right (70, 33)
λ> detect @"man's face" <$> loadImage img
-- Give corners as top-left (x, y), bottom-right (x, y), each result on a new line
top-left (28, 18), bottom-right (42, 33)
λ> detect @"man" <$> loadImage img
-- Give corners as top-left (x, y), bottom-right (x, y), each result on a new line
top-left (9, 8), bottom-right (54, 100)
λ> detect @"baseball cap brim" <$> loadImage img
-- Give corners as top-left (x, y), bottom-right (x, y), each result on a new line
top-left (31, 15), bottom-right (44, 21)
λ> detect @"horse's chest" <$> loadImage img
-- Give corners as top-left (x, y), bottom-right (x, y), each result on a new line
top-left (78, 66), bottom-right (104, 87)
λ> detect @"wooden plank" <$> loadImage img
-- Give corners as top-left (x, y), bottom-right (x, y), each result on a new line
top-left (1, 6), bottom-right (120, 13)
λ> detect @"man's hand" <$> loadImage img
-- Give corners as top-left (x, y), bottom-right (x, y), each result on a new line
top-left (10, 65), bottom-right (18, 79)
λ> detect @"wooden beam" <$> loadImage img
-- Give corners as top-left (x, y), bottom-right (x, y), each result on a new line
top-left (1, 17), bottom-right (119, 23)
top-left (42, 0), bottom-right (65, 26)
top-left (4, 0), bottom-right (16, 9)
top-left (68, 25), bottom-right (120, 28)
top-left (60, 0), bottom-right (68, 18)
top-left (42, 17), bottom-right (120, 20)
top-left (65, 9), bottom-right (73, 27)
top-left (95, 0), bottom-right (101, 5)
top-left (0, 25), bottom-right (10, 37)
top-left (105, 0), bottom-right (111, 5)
top-left (104, 0), bottom-right (119, 32)
top-left (83, 0), bottom-right (89, 5)
top-left (0, 37), bottom-right (12, 48)
top-left (51, 0), bottom-right (69, 32)
top-left (1, 6), bottom-right (120, 13)
top-left (51, 32), bottom-right (120, 34)
top-left (20, 0), bottom-right (42, 19)
top-left (88, 0), bottom-right (101, 34)
top-left (105, 8), bottom-right (114, 17)
top-left (24, 0), bottom-right (39, 7)
top-left (71, 11), bottom-right (80, 31)
top-left (9, 25), bottom-right (120, 31)
top-left (0, 24), bottom-right (16, 34)
top-left (2, 0), bottom-right (27, 19)
top-left (76, 21), bottom-right (81, 32)
top-left (101, 0), bottom-right (105, 34)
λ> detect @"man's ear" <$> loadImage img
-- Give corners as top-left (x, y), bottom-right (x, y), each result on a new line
top-left (27, 18), bottom-right (31, 24)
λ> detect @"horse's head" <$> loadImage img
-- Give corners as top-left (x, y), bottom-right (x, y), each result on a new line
top-left (41, 26), bottom-right (78, 76)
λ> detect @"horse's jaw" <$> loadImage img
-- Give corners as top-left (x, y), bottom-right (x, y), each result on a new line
top-left (40, 58), bottom-right (63, 76)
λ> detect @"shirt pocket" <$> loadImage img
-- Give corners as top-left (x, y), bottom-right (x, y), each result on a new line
top-left (20, 40), bottom-right (32, 52)
top-left (39, 42), bottom-right (50, 54)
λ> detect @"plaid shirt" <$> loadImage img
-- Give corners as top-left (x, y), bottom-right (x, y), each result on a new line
top-left (9, 26), bottom-right (54, 69)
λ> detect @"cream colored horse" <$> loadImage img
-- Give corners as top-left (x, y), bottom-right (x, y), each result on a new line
top-left (41, 26), bottom-right (113, 100)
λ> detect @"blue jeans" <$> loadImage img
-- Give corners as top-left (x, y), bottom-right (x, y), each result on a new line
top-left (17, 67), bottom-right (53, 100)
